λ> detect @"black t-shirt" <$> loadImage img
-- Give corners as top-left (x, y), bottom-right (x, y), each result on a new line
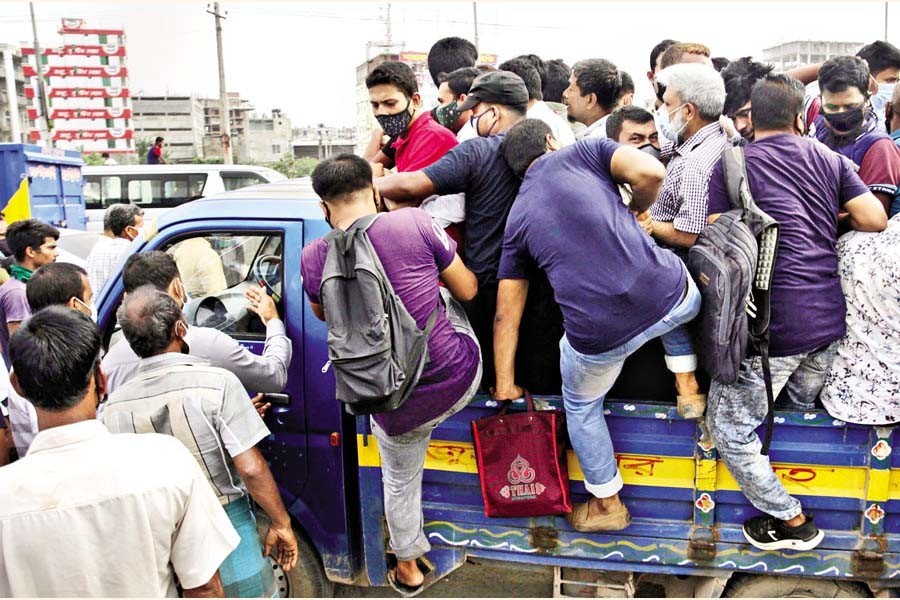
top-left (423, 134), bottom-right (520, 285)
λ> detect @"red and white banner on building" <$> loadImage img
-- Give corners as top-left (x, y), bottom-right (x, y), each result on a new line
top-left (23, 65), bottom-right (127, 78)
top-left (27, 107), bottom-right (133, 120)
top-left (26, 86), bottom-right (130, 99)
top-left (22, 43), bottom-right (126, 57)
top-left (43, 128), bottom-right (135, 141)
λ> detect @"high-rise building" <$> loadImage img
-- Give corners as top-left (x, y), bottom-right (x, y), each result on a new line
top-left (0, 44), bottom-right (27, 143)
top-left (762, 40), bottom-right (864, 72)
top-left (22, 18), bottom-right (134, 156)
top-left (201, 92), bottom-right (254, 162)
top-left (132, 96), bottom-right (205, 163)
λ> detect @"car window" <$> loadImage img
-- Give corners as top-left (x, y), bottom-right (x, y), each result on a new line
top-left (221, 171), bottom-right (268, 191)
top-left (163, 232), bottom-right (282, 336)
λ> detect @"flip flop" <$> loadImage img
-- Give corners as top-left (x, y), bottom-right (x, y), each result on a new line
top-left (387, 567), bottom-right (425, 598)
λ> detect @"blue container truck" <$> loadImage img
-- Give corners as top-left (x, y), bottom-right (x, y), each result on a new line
top-left (0, 143), bottom-right (86, 230)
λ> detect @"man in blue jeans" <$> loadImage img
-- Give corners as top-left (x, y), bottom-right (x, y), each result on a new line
top-left (492, 120), bottom-right (701, 531)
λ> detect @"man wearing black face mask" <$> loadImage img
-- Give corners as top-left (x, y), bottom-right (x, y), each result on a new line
top-left (816, 55), bottom-right (900, 217)
top-left (364, 61), bottom-right (458, 173)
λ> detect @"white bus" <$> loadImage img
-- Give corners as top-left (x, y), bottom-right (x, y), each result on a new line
top-left (82, 164), bottom-right (286, 231)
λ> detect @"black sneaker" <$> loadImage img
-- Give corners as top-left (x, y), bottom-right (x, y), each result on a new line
top-left (742, 514), bottom-right (824, 551)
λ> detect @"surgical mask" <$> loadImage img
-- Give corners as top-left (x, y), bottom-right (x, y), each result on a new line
top-left (374, 99), bottom-right (414, 138)
top-left (871, 83), bottom-right (895, 117)
top-left (657, 103), bottom-right (687, 143)
top-left (822, 106), bottom-right (866, 136)
top-left (176, 320), bottom-right (191, 355)
top-left (638, 143), bottom-right (661, 160)
top-left (126, 225), bottom-right (144, 242)
top-left (73, 296), bottom-right (96, 321)
top-left (435, 100), bottom-right (463, 130)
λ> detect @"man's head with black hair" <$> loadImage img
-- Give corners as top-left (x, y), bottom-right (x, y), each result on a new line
top-left (542, 59), bottom-right (571, 104)
top-left (7, 219), bottom-right (59, 267)
top-left (26, 262), bottom-right (92, 316)
top-left (818, 56), bottom-right (873, 141)
top-left (722, 57), bottom-right (775, 141)
top-left (122, 250), bottom-right (190, 312)
top-left (606, 105), bottom-right (658, 149)
top-left (10, 307), bottom-right (102, 416)
top-left (660, 43), bottom-right (713, 70)
top-left (427, 37), bottom-right (478, 87)
top-left (498, 57), bottom-right (543, 101)
top-left (517, 54), bottom-right (547, 88)
top-left (648, 39), bottom-right (679, 102)
top-left (501, 119), bottom-right (558, 179)
top-left (366, 61), bottom-right (422, 138)
top-left (105, 203), bottom-right (144, 240)
top-left (312, 154), bottom-right (381, 228)
top-left (436, 67), bottom-right (479, 133)
top-left (564, 58), bottom-right (621, 126)
top-left (712, 57), bottom-right (731, 72)
top-left (857, 40), bottom-right (900, 84)
top-left (749, 74), bottom-right (806, 135)
top-left (618, 71), bottom-right (635, 106)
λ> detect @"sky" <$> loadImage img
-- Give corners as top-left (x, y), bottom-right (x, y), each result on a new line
top-left (0, 1), bottom-right (896, 128)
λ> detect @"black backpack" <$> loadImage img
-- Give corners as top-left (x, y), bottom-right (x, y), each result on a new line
top-left (319, 214), bottom-right (439, 415)
top-left (687, 146), bottom-right (780, 453)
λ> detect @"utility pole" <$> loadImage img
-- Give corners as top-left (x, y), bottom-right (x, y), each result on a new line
top-left (29, 2), bottom-right (52, 147)
top-left (473, 2), bottom-right (479, 52)
top-left (208, 2), bottom-right (232, 164)
top-left (885, 2), bottom-right (890, 42)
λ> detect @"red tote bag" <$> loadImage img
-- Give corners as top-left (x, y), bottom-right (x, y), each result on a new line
top-left (471, 392), bottom-right (572, 518)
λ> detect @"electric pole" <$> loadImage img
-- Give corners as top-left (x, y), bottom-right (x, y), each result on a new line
top-left (208, 2), bottom-right (232, 164)
top-left (29, 2), bottom-right (52, 147)
top-left (885, 2), bottom-right (889, 42)
top-left (473, 2), bottom-right (479, 53)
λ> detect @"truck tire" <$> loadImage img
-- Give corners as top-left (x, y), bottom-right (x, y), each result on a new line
top-left (724, 575), bottom-right (869, 598)
top-left (256, 511), bottom-right (334, 597)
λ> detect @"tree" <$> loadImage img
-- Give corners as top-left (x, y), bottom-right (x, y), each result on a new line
top-left (82, 152), bottom-right (105, 166)
top-left (270, 154), bottom-right (318, 178)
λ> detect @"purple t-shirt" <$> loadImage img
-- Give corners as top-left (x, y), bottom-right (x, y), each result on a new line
top-left (707, 133), bottom-right (870, 356)
top-left (301, 208), bottom-right (479, 436)
top-left (0, 278), bottom-right (30, 369)
top-left (498, 138), bottom-right (686, 355)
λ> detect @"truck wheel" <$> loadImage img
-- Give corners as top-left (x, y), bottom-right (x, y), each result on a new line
top-left (724, 575), bottom-right (869, 598)
top-left (256, 512), bottom-right (334, 597)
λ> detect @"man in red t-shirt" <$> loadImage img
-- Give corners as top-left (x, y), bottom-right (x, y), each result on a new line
top-left (362, 61), bottom-right (457, 173)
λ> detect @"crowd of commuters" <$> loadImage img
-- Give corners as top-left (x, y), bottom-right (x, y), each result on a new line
top-left (0, 32), bottom-right (898, 597)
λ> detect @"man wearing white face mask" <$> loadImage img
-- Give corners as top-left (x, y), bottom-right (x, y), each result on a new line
top-left (856, 41), bottom-right (900, 131)
top-left (648, 63), bottom-right (728, 256)
top-left (86, 203), bottom-right (143, 296)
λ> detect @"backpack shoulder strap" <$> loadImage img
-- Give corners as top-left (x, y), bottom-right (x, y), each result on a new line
top-left (721, 145), bottom-right (752, 212)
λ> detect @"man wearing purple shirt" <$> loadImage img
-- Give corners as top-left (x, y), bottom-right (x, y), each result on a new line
top-left (0, 219), bottom-right (59, 368)
top-left (705, 75), bottom-right (887, 552)
top-left (301, 154), bottom-right (481, 595)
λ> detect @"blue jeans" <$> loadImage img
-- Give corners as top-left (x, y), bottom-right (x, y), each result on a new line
top-left (561, 275), bottom-right (701, 498)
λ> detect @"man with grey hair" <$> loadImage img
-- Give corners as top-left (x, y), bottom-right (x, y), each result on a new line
top-left (648, 63), bottom-right (729, 255)
top-left (86, 203), bottom-right (144, 295)
top-left (100, 285), bottom-right (300, 597)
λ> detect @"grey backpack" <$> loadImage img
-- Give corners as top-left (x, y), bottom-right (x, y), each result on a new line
top-left (319, 214), bottom-right (439, 415)
top-left (687, 146), bottom-right (780, 452)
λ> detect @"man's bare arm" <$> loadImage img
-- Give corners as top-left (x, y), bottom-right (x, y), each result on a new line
top-left (377, 171), bottom-right (437, 208)
top-left (651, 220), bottom-right (699, 248)
top-left (609, 145), bottom-right (666, 213)
top-left (183, 571), bottom-right (224, 598)
top-left (492, 278), bottom-right (529, 400)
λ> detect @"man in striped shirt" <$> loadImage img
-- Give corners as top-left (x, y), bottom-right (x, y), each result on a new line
top-left (101, 286), bottom-right (298, 598)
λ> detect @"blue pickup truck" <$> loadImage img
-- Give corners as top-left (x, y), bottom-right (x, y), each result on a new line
top-left (96, 179), bottom-right (898, 598)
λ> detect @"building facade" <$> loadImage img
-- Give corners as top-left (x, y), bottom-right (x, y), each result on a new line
top-left (132, 95), bottom-right (204, 163)
top-left (762, 40), bottom-right (864, 72)
top-left (22, 18), bottom-right (135, 156)
top-left (246, 109), bottom-right (293, 163)
top-left (0, 44), bottom-right (27, 143)
top-left (201, 92), bottom-right (254, 162)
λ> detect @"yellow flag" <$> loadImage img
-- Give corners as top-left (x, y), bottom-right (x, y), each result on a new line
top-left (4, 177), bottom-right (31, 225)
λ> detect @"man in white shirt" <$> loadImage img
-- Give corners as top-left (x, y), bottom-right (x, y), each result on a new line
top-left (85, 203), bottom-right (143, 295)
top-left (564, 58), bottom-right (626, 139)
top-left (0, 307), bottom-right (239, 597)
top-left (500, 56), bottom-right (576, 146)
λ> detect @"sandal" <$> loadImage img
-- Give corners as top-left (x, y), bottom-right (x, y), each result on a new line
top-left (387, 567), bottom-right (425, 598)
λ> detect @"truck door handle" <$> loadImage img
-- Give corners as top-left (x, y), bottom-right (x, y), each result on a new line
top-left (263, 393), bottom-right (290, 406)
